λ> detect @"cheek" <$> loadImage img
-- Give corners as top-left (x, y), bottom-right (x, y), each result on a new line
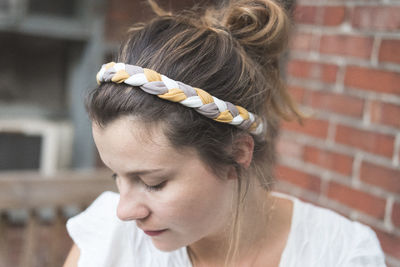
top-left (152, 176), bottom-right (234, 232)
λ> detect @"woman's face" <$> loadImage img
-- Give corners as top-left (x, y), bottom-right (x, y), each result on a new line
top-left (92, 116), bottom-right (236, 251)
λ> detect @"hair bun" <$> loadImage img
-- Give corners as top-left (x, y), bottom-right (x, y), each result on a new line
top-left (222, 0), bottom-right (289, 60)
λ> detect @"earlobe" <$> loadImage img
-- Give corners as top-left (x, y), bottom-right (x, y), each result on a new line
top-left (227, 166), bottom-right (238, 180)
top-left (233, 134), bottom-right (254, 169)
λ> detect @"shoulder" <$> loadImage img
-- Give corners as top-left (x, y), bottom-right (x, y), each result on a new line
top-left (66, 191), bottom-right (123, 239)
top-left (65, 191), bottom-right (191, 267)
top-left (281, 196), bottom-right (386, 267)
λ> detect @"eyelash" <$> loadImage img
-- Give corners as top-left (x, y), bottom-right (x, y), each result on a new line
top-left (111, 174), bottom-right (166, 192)
top-left (144, 181), bottom-right (167, 192)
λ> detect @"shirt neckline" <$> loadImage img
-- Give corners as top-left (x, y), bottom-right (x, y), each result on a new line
top-left (271, 191), bottom-right (298, 267)
top-left (183, 191), bottom-right (298, 267)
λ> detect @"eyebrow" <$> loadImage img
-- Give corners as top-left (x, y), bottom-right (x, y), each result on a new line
top-left (125, 168), bottom-right (164, 177)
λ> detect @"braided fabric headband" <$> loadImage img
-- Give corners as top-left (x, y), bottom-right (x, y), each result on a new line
top-left (96, 62), bottom-right (264, 135)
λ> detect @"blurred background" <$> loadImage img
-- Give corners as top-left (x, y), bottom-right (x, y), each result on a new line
top-left (0, 0), bottom-right (398, 266)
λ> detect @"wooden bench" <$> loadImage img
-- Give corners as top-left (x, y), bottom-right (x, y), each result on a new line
top-left (0, 169), bottom-right (115, 267)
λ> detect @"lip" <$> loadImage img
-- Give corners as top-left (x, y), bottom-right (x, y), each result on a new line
top-left (143, 229), bottom-right (167, 236)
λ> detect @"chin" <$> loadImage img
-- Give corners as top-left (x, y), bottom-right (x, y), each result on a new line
top-left (151, 239), bottom-right (186, 252)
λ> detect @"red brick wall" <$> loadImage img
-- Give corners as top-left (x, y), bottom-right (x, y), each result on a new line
top-left (276, 1), bottom-right (400, 266)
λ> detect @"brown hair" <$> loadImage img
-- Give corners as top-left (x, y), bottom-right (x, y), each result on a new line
top-left (87, 0), bottom-right (302, 264)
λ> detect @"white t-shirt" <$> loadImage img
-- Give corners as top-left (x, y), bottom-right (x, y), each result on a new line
top-left (66, 191), bottom-right (386, 267)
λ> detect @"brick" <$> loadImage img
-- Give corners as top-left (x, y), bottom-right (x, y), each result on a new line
top-left (374, 229), bottom-right (400, 259)
top-left (360, 162), bottom-right (400, 194)
top-left (370, 101), bottom-right (400, 129)
top-left (352, 6), bottom-right (400, 31)
top-left (323, 6), bottom-right (346, 26)
top-left (304, 146), bottom-right (354, 176)
top-left (107, 0), bottom-right (147, 19)
top-left (294, 5), bottom-right (346, 27)
top-left (287, 60), bottom-right (338, 83)
top-left (308, 90), bottom-right (364, 118)
top-left (327, 182), bottom-right (386, 219)
top-left (105, 0), bottom-right (150, 41)
top-left (287, 60), bottom-right (312, 79)
top-left (393, 201), bottom-right (400, 228)
top-left (379, 39), bottom-right (400, 64)
top-left (275, 164), bottom-right (321, 193)
top-left (282, 118), bottom-right (329, 139)
top-left (105, 19), bottom-right (132, 42)
top-left (293, 6), bottom-right (319, 25)
top-left (320, 64), bottom-right (338, 83)
top-left (289, 32), bottom-right (314, 52)
top-left (109, 0), bottom-right (202, 16)
top-left (287, 85), bottom-right (306, 103)
top-left (277, 138), bottom-right (304, 159)
top-left (320, 35), bottom-right (373, 59)
top-left (344, 66), bottom-right (400, 96)
top-left (335, 124), bottom-right (395, 158)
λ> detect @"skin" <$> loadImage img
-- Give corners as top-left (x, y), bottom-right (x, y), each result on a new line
top-left (64, 116), bottom-right (293, 267)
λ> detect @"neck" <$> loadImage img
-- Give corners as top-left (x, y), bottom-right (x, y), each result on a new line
top-left (187, 179), bottom-right (277, 267)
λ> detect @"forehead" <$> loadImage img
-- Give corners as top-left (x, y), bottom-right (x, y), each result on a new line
top-left (93, 116), bottom-right (168, 148)
top-left (92, 117), bottom-right (196, 172)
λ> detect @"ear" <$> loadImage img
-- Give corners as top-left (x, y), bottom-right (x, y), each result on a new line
top-left (226, 134), bottom-right (254, 180)
top-left (233, 134), bottom-right (254, 169)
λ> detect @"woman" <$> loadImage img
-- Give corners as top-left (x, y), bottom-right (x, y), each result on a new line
top-left (64, 0), bottom-right (386, 266)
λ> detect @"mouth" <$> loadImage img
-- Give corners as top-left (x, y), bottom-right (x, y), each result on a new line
top-left (143, 229), bottom-right (167, 236)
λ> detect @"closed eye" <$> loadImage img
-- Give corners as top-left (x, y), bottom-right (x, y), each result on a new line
top-left (111, 173), bottom-right (166, 192)
top-left (144, 180), bottom-right (167, 192)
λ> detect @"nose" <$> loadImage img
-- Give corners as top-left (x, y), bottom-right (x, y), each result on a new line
top-left (117, 192), bottom-right (150, 221)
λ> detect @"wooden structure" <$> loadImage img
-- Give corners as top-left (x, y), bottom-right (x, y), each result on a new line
top-left (0, 169), bottom-right (115, 267)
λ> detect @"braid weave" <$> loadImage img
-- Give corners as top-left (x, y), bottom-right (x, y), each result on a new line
top-left (96, 62), bottom-right (264, 135)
